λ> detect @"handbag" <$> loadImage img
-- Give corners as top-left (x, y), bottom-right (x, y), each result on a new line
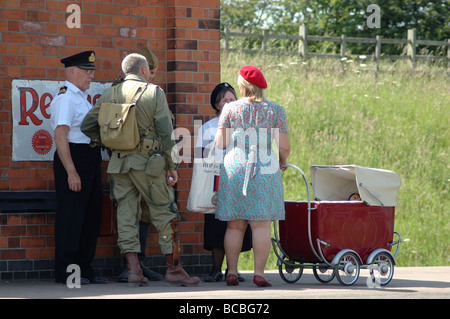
top-left (187, 160), bottom-right (221, 214)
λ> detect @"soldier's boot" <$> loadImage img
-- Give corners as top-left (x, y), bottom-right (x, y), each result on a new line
top-left (164, 219), bottom-right (200, 286)
top-left (119, 223), bottom-right (163, 282)
top-left (165, 254), bottom-right (200, 287)
top-left (124, 252), bottom-right (149, 287)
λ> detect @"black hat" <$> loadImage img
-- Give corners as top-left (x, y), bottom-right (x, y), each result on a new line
top-left (61, 51), bottom-right (96, 70)
top-left (210, 82), bottom-right (235, 111)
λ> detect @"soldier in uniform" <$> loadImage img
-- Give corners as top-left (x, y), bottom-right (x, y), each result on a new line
top-left (81, 53), bottom-right (200, 287)
top-left (50, 51), bottom-right (108, 285)
top-left (115, 47), bottom-right (164, 283)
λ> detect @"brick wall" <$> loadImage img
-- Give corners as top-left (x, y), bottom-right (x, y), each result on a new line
top-left (0, 0), bottom-right (220, 279)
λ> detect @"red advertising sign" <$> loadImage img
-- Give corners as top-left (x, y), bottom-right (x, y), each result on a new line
top-left (11, 80), bottom-right (110, 161)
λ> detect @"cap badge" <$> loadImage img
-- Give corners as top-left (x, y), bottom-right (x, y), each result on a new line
top-left (58, 86), bottom-right (67, 95)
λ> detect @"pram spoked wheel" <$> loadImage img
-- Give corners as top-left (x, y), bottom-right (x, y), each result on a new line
top-left (312, 265), bottom-right (335, 283)
top-left (278, 256), bottom-right (303, 283)
top-left (335, 251), bottom-right (360, 286)
top-left (369, 251), bottom-right (395, 286)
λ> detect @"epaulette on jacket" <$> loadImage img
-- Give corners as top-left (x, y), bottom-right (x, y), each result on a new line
top-left (58, 86), bottom-right (67, 95)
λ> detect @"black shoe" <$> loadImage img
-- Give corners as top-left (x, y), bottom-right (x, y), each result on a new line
top-left (140, 261), bottom-right (163, 281)
top-left (204, 270), bottom-right (223, 282)
top-left (118, 267), bottom-right (128, 283)
top-left (88, 276), bottom-right (108, 284)
top-left (118, 264), bottom-right (163, 282)
top-left (62, 277), bottom-right (90, 285)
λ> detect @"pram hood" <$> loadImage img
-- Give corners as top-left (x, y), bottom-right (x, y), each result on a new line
top-left (310, 165), bottom-right (401, 207)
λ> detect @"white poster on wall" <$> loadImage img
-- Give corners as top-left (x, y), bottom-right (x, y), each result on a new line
top-left (11, 79), bottom-right (111, 161)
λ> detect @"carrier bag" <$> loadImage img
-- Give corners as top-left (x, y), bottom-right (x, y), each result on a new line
top-left (98, 83), bottom-right (147, 151)
top-left (187, 160), bottom-right (221, 214)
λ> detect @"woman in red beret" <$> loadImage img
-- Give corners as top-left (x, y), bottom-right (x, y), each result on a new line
top-left (215, 65), bottom-right (291, 287)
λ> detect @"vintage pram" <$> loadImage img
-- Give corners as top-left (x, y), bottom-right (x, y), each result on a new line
top-left (272, 164), bottom-right (402, 286)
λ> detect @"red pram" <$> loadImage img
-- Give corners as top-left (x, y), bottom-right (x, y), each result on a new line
top-left (272, 165), bottom-right (401, 286)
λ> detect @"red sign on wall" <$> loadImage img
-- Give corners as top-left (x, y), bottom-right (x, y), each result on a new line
top-left (11, 80), bottom-right (110, 161)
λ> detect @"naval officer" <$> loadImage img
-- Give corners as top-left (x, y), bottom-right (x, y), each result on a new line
top-left (50, 51), bottom-right (107, 285)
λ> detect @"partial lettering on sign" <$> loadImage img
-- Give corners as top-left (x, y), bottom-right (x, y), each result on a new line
top-left (11, 80), bottom-right (109, 161)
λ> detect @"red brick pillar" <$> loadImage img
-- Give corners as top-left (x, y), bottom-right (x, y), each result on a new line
top-left (165, 0), bottom-right (221, 256)
top-left (0, 0), bottom-right (221, 279)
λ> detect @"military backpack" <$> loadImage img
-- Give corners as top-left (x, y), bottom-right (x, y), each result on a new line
top-left (98, 83), bottom-right (147, 151)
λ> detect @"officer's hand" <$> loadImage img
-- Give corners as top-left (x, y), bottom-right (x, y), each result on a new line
top-left (68, 172), bottom-right (82, 192)
top-left (166, 170), bottom-right (178, 187)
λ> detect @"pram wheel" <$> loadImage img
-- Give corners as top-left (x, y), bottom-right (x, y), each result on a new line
top-left (369, 251), bottom-right (395, 286)
top-left (278, 257), bottom-right (303, 283)
top-left (313, 265), bottom-right (335, 283)
top-left (335, 252), bottom-right (360, 286)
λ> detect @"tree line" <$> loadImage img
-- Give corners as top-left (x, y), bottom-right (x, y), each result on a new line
top-left (221, 0), bottom-right (449, 55)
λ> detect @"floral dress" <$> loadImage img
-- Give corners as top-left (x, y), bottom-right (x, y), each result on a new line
top-left (216, 98), bottom-right (289, 221)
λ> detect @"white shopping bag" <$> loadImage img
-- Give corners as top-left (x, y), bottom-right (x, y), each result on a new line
top-left (187, 161), bottom-right (221, 213)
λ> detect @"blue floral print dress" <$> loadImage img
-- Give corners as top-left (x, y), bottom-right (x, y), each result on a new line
top-left (215, 98), bottom-right (289, 221)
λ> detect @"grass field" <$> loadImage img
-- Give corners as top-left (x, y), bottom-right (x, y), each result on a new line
top-left (219, 52), bottom-right (449, 270)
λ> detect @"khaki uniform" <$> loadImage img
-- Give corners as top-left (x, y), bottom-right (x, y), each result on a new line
top-left (81, 74), bottom-right (178, 255)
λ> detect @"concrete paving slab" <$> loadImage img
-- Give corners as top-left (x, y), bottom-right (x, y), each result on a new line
top-left (0, 267), bottom-right (448, 300)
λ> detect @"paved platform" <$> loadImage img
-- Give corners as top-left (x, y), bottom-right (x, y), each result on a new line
top-left (0, 267), bottom-right (449, 300)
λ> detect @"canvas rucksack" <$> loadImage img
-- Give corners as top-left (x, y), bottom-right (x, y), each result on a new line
top-left (98, 83), bottom-right (147, 151)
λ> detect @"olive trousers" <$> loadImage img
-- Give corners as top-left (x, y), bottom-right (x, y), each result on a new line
top-left (110, 168), bottom-right (176, 255)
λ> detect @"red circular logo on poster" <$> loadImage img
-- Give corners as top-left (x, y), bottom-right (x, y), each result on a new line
top-left (31, 129), bottom-right (53, 155)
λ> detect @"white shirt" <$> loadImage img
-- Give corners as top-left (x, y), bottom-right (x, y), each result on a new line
top-left (50, 81), bottom-right (92, 144)
top-left (196, 117), bottom-right (225, 163)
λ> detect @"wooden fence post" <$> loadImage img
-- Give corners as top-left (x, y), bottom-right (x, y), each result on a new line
top-left (299, 24), bottom-right (307, 59)
top-left (262, 29), bottom-right (269, 67)
top-left (225, 27), bottom-right (230, 53)
top-left (448, 39), bottom-right (450, 76)
top-left (408, 29), bottom-right (417, 71)
top-left (262, 29), bottom-right (269, 54)
top-left (340, 34), bottom-right (346, 74)
top-left (375, 35), bottom-right (381, 78)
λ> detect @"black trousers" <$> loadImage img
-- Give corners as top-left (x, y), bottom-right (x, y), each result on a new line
top-left (53, 143), bottom-right (102, 282)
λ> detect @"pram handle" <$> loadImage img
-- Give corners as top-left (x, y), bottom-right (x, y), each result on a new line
top-left (281, 164), bottom-right (312, 206)
top-left (281, 164), bottom-right (323, 262)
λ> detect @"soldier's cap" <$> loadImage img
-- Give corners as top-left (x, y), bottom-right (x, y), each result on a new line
top-left (139, 47), bottom-right (159, 70)
top-left (61, 51), bottom-right (96, 70)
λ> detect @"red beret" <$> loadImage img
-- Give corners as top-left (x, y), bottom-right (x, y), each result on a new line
top-left (239, 65), bottom-right (267, 89)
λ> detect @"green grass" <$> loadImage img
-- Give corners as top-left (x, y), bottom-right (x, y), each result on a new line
top-left (220, 52), bottom-right (449, 269)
